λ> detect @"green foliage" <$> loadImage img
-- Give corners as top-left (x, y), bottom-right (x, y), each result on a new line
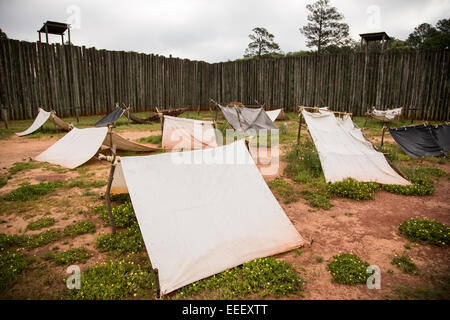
top-left (0, 176), bottom-right (8, 189)
top-left (380, 143), bottom-right (411, 162)
top-left (96, 226), bottom-right (145, 253)
top-left (177, 257), bottom-right (304, 299)
top-left (51, 247), bottom-right (93, 265)
top-left (327, 253), bottom-right (371, 285)
top-left (300, 0), bottom-right (350, 53)
top-left (285, 141), bottom-right (323, 182)
top-left (9, 162), bottom-right (42, 175)
top-left (284, 142), bottom-right (333, 209)
top-left (26, 217), bottom-right (56, 231)
top-left (300, 182), bottom-right (333, 210)
top-left (0, 233), bottom-right (25, 250)
top-left (138, 135), bottom-right (162, 145)
top-left (328, 178), bottom-right (381, 200)
top-left (0, 249), bottom-right (31, 291)
top-left (267, 179), bottom-right (301, 204)
top-left (65, 178), bottom-right (107, 189)
top-left (399, 218), bottom-right (449, 246)
top-left (68, 259), bottom-right (155, 300)
top-left (391, 252), bottom-right (418, 274)
top-left (391, 274), bottom-right (450, 300)
top-left (100, 202), bottom-right (137, 228)
top-left (110, 193), bottom-right (131, 204)
top-left (62, 221), bottom-right (96, 238)
top-left (244, 27), bottom-right (282, 58)
top-left (382, 179), bottom-right (434, 196)
top-left (25, 229), bottom-right (62, 250)
top-left (3, 181), bottom-right (63, 201)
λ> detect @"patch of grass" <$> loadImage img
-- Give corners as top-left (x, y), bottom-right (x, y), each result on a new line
top-left (267, 179), bottom-right (301, 204)
top-left (382, 179), bottom-right (434, 196)
top-left (68, 259), bottom-right (155, 300)
top-left (50, 247), bottom-right (93, 265)
top-left (0, 233), bottom-right (26, 250)
top-left (176, 257), bottom-right (304, 299)
top-left (398, 218), bottom-right (449, 246)
top-left (3, 181), bottom-right (63, 201)
top-left (381, 143), bottom-right (411, 162)
top-left (138, 134), bottom-right (162, 145)
top-left (99, 202), bottom-right (137, 228)
top-left (110, 193), bottom-right (131, 204)
top-left (0, 128), bottom-right (13, 140)
top-left (26, 217), bottom-right (56, 231)
top-left (9, 162), bottom-right (42, 175)
top-left (391, 252), bottom-right (418, 274)
top-left (0, 176), bottom-right (7, 189)
top-left (25, 229), bottom-right (62, 250)
top-left (96, 226), bottom-right (145, 253)
top-left (62, 221), bottom-right (96, 238)
top-left (65, 178), bottom-right (107, 189)
top-left (327, 253), bottom-right (371, 285)
top-left (300, 180), bottom-right (333, 210)
top-left (391, 274), bottom-right (450, 300)
top-left (284, 140), bottom-right (323, 183)
top-left (284, 142), bottom-right (333, 210)
top-left (0, 248), bottom-right (31, 292)
top-left (315, 256), bottom-right (324, 263)
top-left (328, 178), bottom-right (381, 200)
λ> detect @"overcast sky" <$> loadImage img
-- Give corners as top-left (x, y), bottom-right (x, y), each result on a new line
top-left (1, 0), bottom-right (449, 62)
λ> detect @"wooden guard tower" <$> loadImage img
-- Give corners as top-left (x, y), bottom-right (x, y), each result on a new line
top-left (38, 21), bottom-right (71, 45)
top-left (359, 32), bottom-right (391, 53)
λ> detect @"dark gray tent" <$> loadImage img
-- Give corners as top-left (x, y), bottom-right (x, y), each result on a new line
top-left (95, 108), bottom-right (125, 127)
top-left (389, 124), bottom-right (450, 158)
top-left (218, 105), bottom-right (277, 132)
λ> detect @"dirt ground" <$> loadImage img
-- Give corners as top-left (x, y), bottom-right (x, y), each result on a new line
top-left (0, 128), bottom-right (449, 300)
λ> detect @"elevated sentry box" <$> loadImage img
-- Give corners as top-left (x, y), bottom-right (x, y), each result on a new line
top-left (38, 21), bottom-right (71, 45)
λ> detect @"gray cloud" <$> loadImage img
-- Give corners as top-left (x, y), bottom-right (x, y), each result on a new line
top-left (0, 0), bottom-right (449, 62)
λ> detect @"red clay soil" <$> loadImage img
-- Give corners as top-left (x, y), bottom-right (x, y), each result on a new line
top-left (1, 130), bottom-right (449, 300)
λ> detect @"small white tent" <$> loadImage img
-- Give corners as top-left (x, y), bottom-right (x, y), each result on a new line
top-left (302, 110), bottom-right (410, 185)
top-left (110, 140), bottom-right (304, 294)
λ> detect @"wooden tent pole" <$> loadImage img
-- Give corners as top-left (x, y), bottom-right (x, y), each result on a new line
top-left (105, 124), bottom-right (117, 234)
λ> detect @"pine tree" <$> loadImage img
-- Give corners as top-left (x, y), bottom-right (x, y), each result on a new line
top-left (299, 0), bottom-right (350, 53)
top-left (244, 27), bottom-right (281, 58)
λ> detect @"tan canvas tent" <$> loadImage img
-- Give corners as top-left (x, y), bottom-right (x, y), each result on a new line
top-left (110, 140), bottom-right (304, 294)
top-left (161, 115), bottom-right (218, 150)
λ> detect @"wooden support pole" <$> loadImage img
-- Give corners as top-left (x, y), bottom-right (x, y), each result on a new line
top-left (154, 268), bottom-right (161, 299)
top-left (45, 25), bottom-right (49, 43)
top-left (105, 125), bottom-right (117, 234)
top-left (297, 109), bottom-right (303, 146)
top-left (75, 107), bottom-right (80, 123)
top-left (381, 125), bottom-right (387, 147)
top-left (68, 28), bottom-right (71, 45)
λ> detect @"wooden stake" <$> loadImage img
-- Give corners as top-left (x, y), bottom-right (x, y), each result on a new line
top-left (154, 268), bottom-right (161, 299)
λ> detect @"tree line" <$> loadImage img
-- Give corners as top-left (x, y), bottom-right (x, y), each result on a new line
top-left (243, 0), bottom-right (449, 60)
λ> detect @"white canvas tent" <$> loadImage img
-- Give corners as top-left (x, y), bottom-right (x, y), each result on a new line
top-left (161, 115), bottom-right (218, 150)
top-left (110, 140), bottom-right (304, 294)
top-left (16, 108), bottom-right (73, 136)
top-left (302, 110), bottom-right (410, 185)
top-left (35, 127), bottom-right (108, 169)
top-left (266, 109), bottom-right (282, 122)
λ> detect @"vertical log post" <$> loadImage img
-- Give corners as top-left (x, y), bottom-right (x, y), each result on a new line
top-left (105, 125), bottom-right (117, 234)
top-left (381, 125), bottom-right (387, 147)
top-left (1, 105), bottom-right (8, 129)
top-left (154, 268), bottom-right (161, 299)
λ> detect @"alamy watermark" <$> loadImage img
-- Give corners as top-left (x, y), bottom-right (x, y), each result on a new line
top-left (66, 265), bottom-right (81, 290)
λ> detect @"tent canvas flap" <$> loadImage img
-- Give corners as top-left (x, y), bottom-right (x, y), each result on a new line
top-left (95, 108), bottom-right (125, 127)
top-left (118, 140), bottom-right (303, 294)
top-left (35, 127), bottom-right (108, 169)
top-left (16, 108), bottom-right (51, 136)
top-left (161, 116), bottom-right (217, 150)
top-left (219, 105), bottom-right (278, 131)
top-left (266, 109), bottom-right (282, 122)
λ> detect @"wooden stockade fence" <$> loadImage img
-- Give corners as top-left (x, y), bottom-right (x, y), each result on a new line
top-left (0, 38), bottom-right (449, 121)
